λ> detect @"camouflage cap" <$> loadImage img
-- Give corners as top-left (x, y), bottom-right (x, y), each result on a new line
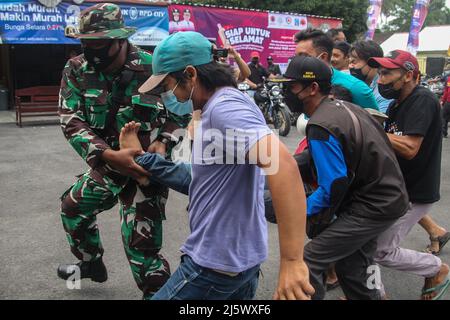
top-left (67, 3), bottom-right (136, 39)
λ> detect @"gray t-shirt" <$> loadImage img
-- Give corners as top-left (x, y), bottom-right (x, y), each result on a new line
top-left (181, 87), bottom-right (272, 273)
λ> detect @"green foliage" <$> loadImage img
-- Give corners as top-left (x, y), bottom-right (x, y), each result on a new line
top-left (381, 0), bottom-right (450, 32)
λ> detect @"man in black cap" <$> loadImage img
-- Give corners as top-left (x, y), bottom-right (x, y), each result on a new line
top-left (267, 56), bottom-right (282, 77)
top-left (280, 55), bottom-right (409, 299)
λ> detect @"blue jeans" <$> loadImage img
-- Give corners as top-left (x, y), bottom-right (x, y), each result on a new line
top-left (135, 153), bottom-right (191, 195)
top-left (151, 255), bottom-right (260, 300)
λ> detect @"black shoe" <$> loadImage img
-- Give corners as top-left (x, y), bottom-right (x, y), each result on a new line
top-left (57, 259), bottom-right (108, 283)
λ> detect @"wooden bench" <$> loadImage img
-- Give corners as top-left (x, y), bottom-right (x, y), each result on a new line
top-left (15, 86), bottom-right (60, 127)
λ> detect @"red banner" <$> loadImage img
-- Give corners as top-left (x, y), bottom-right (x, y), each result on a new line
top-left (168, 4), bottom-right (342, 70)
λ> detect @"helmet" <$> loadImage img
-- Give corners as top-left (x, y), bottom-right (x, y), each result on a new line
top-left (296, 113), bottom-right (308, 136)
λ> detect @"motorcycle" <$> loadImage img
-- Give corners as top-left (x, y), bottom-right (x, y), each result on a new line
top-left (253, 80), bottom-right (291, 137)
top-left (290, 111), bottom-right (302, 126)
top-left (238, 81), bottom-right (251, 94)
top-left (422, 75), bottom-right (445, 99)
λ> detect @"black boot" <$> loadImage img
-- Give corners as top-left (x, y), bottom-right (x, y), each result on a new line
top-left (57, 259), bottom-right (108, 283)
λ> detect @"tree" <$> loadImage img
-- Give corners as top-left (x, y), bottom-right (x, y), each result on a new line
top-left (381, 0), bottom-right (450, 32)
top-left (190, 0), bottom-right (371, 42)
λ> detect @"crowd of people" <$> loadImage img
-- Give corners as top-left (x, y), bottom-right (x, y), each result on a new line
top-left (56, 3), bottom-right (450, 300)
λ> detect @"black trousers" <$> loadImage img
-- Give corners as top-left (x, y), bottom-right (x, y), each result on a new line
top-left (442, 102), bottom-right (450, 137)
top-left (304, 212), bottom-right (397, 300)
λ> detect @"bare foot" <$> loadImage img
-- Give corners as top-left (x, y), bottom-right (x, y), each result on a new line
top-left (119, 121), bottom-right (149, 186)
top-left (119, 121), bottom-right (143, 151)
top-left (422, 263), bottom-right (450, 300)
top-left (326, 265), bottom-right (338, 284)
top-left (427, 239), bottom-right (441, 254)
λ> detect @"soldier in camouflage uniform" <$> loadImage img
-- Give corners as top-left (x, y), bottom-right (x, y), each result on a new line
top-left (57, 3), bottom-right (190, 298)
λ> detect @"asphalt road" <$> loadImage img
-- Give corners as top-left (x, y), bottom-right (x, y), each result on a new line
top-left (0, 119), bottom-right (449, 300)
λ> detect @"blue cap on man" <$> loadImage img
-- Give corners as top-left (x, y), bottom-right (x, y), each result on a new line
top-left (139, 31), bottom-right (213, 93)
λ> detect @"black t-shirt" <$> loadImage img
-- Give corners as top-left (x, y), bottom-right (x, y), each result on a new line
top-left (385, 85), bottom-right (442, 203)
top-left (248, 63), bottom-right (269, 85)
top-left (268, 63), bottom-right (282, 76)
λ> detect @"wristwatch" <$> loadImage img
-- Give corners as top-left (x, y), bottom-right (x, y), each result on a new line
top-left (157, 136), bottom-right (171, 145)
top-left (156, 132), bottom-right (180, 145)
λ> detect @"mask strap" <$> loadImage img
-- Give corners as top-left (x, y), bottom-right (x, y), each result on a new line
top-left (188, 85), bottom-right (195, 99)
top-left (182, 68), bottom-right (195, 99)
top-left (172, 81), bottom-right (180, 93)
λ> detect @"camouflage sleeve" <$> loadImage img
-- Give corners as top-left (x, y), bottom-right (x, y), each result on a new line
top-left (58, 59), bottom-right (110, 169)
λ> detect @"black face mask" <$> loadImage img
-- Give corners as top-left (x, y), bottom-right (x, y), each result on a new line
top-left (83, 40), bottom-right (122, 71)
top-left (284, 85), bottom-right (308, 113)
top-left (378, 76), bottom-right (404, 100)
top-left (350, 67), bottom-right (368, 82)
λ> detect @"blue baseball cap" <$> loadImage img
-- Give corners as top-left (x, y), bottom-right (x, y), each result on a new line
top-left (139, 31), bottom-right (213, 93)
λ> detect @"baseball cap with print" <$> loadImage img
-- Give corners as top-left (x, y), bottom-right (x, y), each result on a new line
top-left (280, 55), bottom-right (332, 83)
top-left (368, 50), bottom-right (419, 77)
top-left (139, 31), bottom-right (213, 93)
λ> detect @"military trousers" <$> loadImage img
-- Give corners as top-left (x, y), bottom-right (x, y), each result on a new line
top-left (60, 169), bottom-right (171, 297)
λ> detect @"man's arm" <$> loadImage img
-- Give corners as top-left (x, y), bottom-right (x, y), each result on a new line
top-left (59, 60), bottom-right (111, 169)
top-left (351, 80), bottom-right (379, 110)
top-left (245, 78), bottom-right (259, 90)
top-left (59, 60), bottom-right (148, 180)
top-left (387, 134), bottom-right (423, 160)
top-left (307, 127), bottom-right (349, 216)
top-left (227, 46), bottom-right (251, 81)
top-left (135, 153), bottom-right (191, 195)
top-left (385, 93), bottom-right (433, 160)
top-left (261, 65), bottom-right (275, 80)
top-left (249, 133), bottom-right (314, 300)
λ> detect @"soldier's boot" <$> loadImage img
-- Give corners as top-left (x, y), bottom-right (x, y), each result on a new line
top-left (57, 258), bottom-right (108, 283)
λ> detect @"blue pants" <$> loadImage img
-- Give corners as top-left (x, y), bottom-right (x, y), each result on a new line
top-left (152, 255), bottom-right (260, 300)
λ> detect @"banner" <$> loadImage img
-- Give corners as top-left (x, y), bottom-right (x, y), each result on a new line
top-left (407, 0), bottom-right (431, 55)
top-left (0, 0), bottom-right (168, 45)
top-left (168, 4), bottom-right (342, 70)
top-left (365, 0), bottom-right (383, 40)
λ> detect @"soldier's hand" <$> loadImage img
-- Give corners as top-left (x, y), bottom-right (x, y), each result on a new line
top-left (148, 140), bottom-right (167, 156)
top-left (102, 149), bottom-right (150, 180)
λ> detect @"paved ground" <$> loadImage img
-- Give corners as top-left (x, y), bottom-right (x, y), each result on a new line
top-left (0, 111), bottom-right (449, 300)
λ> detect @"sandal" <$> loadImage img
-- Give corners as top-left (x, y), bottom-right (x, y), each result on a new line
top-left (421, 275), bottom-right (450, 300)
top-left (326, 280), bottom-right (340, 291)
top-left (424, 232), bottom-right (450, 255)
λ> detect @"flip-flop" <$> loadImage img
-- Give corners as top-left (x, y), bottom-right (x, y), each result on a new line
top-left (425, 232), bottom-right (450, 256)
top-left (421, 275), bottom-right (450, 300)
top-left (326, 280), bottom-right (340, 291)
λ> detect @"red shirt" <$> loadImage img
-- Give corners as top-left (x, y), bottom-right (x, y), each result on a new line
top-left (442, 77), bottom-right (450, 104)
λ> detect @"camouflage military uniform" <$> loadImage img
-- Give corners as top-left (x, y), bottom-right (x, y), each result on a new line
top-left (59, 3), bottom-right (190, 297)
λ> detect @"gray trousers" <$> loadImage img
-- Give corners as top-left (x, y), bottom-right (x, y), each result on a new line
top-left (375, 203), bottom-right (442, 295)
top-left (304, 212), bottom-right (397, 300)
